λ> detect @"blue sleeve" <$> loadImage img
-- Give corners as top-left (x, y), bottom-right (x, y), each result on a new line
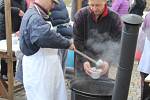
top-left (29, 15), bottom-right (71, 49)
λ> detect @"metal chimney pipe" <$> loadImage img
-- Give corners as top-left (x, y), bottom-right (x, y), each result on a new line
top-left (112, 14), bottom-right (143, 100)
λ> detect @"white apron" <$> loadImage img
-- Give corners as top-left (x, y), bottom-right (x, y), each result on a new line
top-left (23, 48), bottom-right (67, 100)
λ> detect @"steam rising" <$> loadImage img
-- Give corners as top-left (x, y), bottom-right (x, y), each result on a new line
top-left (86, 29), bottom-right (121, 66)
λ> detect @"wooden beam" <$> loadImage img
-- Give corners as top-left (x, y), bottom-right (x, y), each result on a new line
top-left (77, 0), bottom-right (82, 11)
top-left (0, 51), bottom-right (7, 58)
top-left (0, 80), bottom-right (8, 99)
top-left (4, 0), bottom-right (14, 100)
top-left (0, 51), bottom-right (16, 61)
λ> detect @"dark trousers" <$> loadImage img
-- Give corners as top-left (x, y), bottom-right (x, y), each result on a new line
top-left (1, 59), bottom-right (16, 76)
top-left (140, 72), bottom-right (150, 100)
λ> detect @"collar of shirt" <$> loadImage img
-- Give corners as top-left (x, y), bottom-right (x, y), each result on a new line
top-left (89, 4), bottom-right (108, 23)
top-left (34, 2), bottom-right (49, 19)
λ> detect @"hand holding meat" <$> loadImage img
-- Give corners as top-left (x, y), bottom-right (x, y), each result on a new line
top-left (98, 61), bottom-right (109, 76)
top-left (83, 61), bottom-right (92, 76)
top-left (83, 61), bottom-right (109, 78)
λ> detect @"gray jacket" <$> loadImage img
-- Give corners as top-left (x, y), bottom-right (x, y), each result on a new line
top-left (19, 6), bottom-right (71, 56)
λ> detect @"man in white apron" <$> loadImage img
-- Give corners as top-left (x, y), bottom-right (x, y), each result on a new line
top-left (19, 0), bottom-right (74, 100)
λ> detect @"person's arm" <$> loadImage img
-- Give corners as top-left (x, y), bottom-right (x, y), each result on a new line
top-left (29, 15), bottom-right (72, 49)
top-left (11, 7), bottom-right (20, 15)
top-left (50, 0), bottom-right (73, 39)
top-left (0, 0), bottom-right (19, 14)
top-left (0, 1), bottom-right (24, 17)
top-left (0, 0), bottom-right (4, 13)
top-left (110, 13), bottom-right (122, 41)
top-left (73, 10), bottom-right (88, 63)
top-left (144, 13), bottom-right (150, 41)
top-left (111, 0), bottom-right (122, 12)
top-left (73, 13), bottom-right (94, 76)
top-left (11, 7), bottom-right (24, 16)
top-left (129, 0), bottom-right (146, 16)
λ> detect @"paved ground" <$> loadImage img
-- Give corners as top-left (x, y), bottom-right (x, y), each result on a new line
top-left (109, 61), bottom-right (141, 100)
top-left (0, 61), bottom-right (141, 100)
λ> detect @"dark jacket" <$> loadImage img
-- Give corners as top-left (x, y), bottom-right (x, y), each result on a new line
top-left (49, 0), bottom-right (72, 39)
top-left (0, 0), bottom-right (26, 40)
top-left (19, 6), bottom-right (71, 56)
top-left (0, 12), bottom-right (5, 40)
top-left (71, 0), bottom-right (88, 21)
top-left (74, 6), bottom-right (122, 72)
top-left (129, 0), bottom-right (146, 16)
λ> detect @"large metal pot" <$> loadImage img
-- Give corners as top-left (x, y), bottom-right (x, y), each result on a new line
top-left (70, 78), bottom-right (114, 100)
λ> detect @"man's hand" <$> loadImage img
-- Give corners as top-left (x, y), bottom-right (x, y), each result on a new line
top-left (84, 61), bottom-right (109, 77)
top-left (69, 39), bottom-right (75, 50)
top-left (83, 61), bottom-right (92, 76)
top-left (69, 43), bottom-right (75, 50)
top-left (19, 10), bottom-right (24, 17)
top-left (15, 31), bottom-right (20, 37)
top-left (100, 61), bottom-right (109, 76)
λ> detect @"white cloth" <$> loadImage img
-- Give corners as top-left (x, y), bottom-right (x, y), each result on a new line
top-left (138, 37), bottom-right (150, 74)
top-left (23, 48), bottom-right (67, 100)
top-left (0, 35), bottom-right (20, 52)
top-left (136, 23), bottom-right (146, 54)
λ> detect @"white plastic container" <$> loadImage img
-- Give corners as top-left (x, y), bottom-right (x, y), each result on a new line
top-left (90, 67), bottom-right (102, 79)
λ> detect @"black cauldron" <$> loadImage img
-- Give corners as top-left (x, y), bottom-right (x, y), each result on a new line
top-left (70, 78), bottom-right (114, 100)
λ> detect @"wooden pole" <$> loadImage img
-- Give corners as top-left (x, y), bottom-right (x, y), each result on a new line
top-left (0, 80), bottom-right (8, 98)
top-left (4, 0), bottom-right (14, 100)
top-left (77, 0), bottom-right (82, 11)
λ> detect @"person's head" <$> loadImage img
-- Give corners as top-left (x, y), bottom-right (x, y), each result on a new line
top-left (34, 0), bottom-right (59, 12)
top-left (88, 0), bottom-right (107, 16)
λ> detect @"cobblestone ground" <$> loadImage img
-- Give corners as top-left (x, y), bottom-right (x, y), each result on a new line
top-left (108, 61), bottom-right (141, 100)
top-left (128, 63), bottom-right (141, 100)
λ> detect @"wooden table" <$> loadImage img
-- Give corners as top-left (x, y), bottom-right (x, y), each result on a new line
top-left (0, 39), bottom-right (19, 99)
